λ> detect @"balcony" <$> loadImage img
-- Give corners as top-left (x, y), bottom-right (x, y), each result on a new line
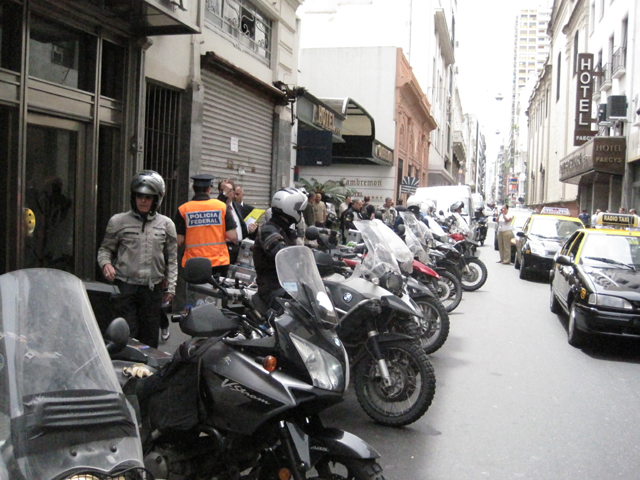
top-left (612, 47), bottom-right (626, 79)
top-left (597, 63), bottom-right (612, 91)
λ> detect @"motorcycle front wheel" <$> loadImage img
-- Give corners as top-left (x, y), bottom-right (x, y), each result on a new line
top-left (426, 270), bottom-right (462, 313)
top-left (354, 341), bottom-right (436, 427)
top-left (460, 258), bottom-right (488, 291)
top-left (411, 295), bottom-right (450, 353)
top-left (309, 456), bottom-right (386, 480)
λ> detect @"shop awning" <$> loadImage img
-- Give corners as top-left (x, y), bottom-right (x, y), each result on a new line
top-left (559, 136), bottom-right (626, 184)
top-left (321, 97), bottom-right (394, 166)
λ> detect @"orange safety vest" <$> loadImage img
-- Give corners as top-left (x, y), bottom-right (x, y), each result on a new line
top-left (179, 199), bottom-right (230, 267)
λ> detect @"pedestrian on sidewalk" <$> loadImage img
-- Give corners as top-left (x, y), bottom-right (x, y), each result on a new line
top-left (98, 170), bottom-right (177, 348)
top-left (496, 205), bottom-right (514, 264)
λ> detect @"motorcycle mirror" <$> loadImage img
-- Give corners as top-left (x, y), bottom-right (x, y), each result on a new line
top-left (305, 226), bottom-right (319, 241)
top-left (105, 317), bottom-right (129, 354)
top-left (396, 224), bottom-right (406, 235)
top-left (184, 257), bottom-right (215, 284)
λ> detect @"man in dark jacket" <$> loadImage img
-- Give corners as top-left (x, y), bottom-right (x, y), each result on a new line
top-left (341, 198), bottom-right (364, 242)
top-left (253, 188), bottom-right (307, 312)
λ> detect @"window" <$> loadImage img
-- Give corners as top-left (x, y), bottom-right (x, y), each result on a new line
top-left (144, 83), bottom-right (182, 216)
top-left (0, 3), bottom-right (22, 72)
top-left (556, 52), bottom-right (561, 101)
top-left (205, 0), bottom-right (272, 65)
top-left (29, 16), bottom-right (96, 92)
top-left (590, 1), bottom-right (595, 33)
top-left (573, 30), bottom-right (579, 74)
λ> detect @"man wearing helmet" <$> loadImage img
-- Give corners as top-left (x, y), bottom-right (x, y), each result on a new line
top-left (98, 170), bottom-right (178, 348)
top-left (253, 188), bottom-right (308, 311)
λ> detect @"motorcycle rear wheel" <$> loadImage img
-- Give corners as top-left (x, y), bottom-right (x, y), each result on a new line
top-left (310, 456), bottom-right (386, 480)
top-left (354, 341), bottom-right (436, 427)
top-left (460, 258), bottom-right (488, 291)
top-left (411, 295), bottom-right (450, 353)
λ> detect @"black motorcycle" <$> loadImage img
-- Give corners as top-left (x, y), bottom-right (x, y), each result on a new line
top-left (0, 268), bottom-right (148, 480)
top-left (115, 246), bottom-right (386, 480)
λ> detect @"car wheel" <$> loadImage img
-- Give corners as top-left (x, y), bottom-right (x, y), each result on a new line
top-left (550, 286), bottom-right (561, 314)
top-left (519, 255), bottom-right (528, 280)
top-left (567, 303), bottom-right (587, 347)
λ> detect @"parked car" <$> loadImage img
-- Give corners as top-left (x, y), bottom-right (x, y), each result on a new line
top-left (550, 212), bottom-right (640, 347)
top-left (493, 207), bottom-right (534, 262)
top-left (514, 208), bottom-right (583, 280)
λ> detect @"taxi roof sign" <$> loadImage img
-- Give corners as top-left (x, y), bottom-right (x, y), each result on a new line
top-left (596, 212), bottom-right (639, 228)
top-left (540, 206), bottom-right (571, 216)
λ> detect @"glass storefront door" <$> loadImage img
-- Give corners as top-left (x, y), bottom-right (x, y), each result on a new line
top-left (23, 115), bottom-right (85, 273)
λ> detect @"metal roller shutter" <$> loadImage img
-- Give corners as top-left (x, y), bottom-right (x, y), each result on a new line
top-left (201, 70), bottom-right (274, 210)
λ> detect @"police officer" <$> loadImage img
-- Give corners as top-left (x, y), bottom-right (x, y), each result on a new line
top-left (253, 188), bottom-right (307, 312)
top-left (175, 174), bottom-right (237, 276)
top-left (98, 170), bottom-right (178, 348)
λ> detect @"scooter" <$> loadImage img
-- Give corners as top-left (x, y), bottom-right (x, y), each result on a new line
top-left (0, 268), bottom-right (148, 480)
top-left (113, 247), bottom-right (385, 479)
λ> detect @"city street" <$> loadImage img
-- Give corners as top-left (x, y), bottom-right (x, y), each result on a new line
top-left (319, 243), bottom-right (640, 480)
top-left (160, 240), bottom-right (640, 480)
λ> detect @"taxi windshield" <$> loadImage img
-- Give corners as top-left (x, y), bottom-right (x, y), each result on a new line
top-left (530, 217), bottom-right (582, 240)
top-left (580, 234), bottom-right (640, 267)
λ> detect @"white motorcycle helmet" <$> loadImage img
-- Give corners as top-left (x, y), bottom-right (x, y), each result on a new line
top-left (421, 200), bottom-right (436, 216)
top-left (271, 188), bottom-right (308, 224)
top-left (406, 196), bottom-right (422, 216)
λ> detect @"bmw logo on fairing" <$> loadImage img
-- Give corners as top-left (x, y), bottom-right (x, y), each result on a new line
top-left (333, 337), bottom-right (342, 347)
top-left (343, 292), bottom-right (353, 303)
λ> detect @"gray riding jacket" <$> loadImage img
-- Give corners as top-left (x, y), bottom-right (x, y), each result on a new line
top-left (97, 210), bottom-right (178, 294)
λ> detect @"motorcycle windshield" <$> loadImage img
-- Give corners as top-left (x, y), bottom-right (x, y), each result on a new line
top-left (399, 213), bottom-right (430, 264)
top-left (354, 219), bottom-right (414, 276)
top-left (0, 269), bottom-right (141, 478)
top-left (276, 246), bottom-right (338, 326)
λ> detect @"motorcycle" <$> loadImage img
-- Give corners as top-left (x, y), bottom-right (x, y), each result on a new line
top-left (398, 212), bottom-right (463, 313)
top-left (116, 246), bottom-right (385, 479)
top-left (431, 214), bottom-right (488, 292)
top-left (309, 221), bottom-right (450, 357)
top-left (0, 268), bottom-right (147, 480)
top-left (474, 214), bottom-right (488, 246)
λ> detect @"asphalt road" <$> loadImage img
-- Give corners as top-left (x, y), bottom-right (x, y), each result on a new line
top-left (160, 242), bottom-right (640, 480)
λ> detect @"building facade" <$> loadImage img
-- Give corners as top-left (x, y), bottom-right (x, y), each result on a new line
top-left (525, 0), bottom-right (638, 215)
top-left (0, 0), bottom-right (303, 280)
top-left (297, 0), bottom-right (459, 192)
top-left (297, 47), bottom-right (435, 205)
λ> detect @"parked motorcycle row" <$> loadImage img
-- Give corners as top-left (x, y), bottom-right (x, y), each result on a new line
top-left (0, 211), bottom-right (489, 479)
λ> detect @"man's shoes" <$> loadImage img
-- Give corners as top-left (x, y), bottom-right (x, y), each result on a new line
top-left (496, 260), bottom-right (504, 264)
top-left (161, 328), bottom-right (171, 342)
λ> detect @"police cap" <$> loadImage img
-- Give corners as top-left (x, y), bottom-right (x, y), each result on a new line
top-left (191, 174), bottom-right (215, 188)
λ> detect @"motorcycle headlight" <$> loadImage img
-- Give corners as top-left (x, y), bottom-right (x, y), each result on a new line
top-left (290, 333), bottom-right (345, 392)
top-left (588, 294), bottom-right (633, 310)
top-left (380, 271), bottom-right (404, 296)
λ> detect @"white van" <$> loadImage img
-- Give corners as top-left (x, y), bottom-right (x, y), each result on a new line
top-left (409, 185), bottom-right (475, 226)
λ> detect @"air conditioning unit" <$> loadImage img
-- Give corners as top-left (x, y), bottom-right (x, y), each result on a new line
top-left (607, 95), bottom-right (627, 120)
top-left (598, 103), bottom-right (607, 124)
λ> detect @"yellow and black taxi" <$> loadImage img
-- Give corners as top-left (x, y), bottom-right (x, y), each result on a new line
top-left (514, 207), bottom-right (584, 280)
top-left (550, 213), bottom-right (640, 347)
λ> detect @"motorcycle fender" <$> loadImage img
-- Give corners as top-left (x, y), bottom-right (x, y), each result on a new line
top-left (380, 294), bottom-right (421, 317)
top-left (309, 427), bottom-right (380, 461)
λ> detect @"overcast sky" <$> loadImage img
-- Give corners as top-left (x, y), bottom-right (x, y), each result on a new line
top-left (455, 0), bottom-right (521, 160)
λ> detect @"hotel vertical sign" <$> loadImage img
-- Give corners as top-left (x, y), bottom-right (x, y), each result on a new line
top-left (574, 53), bottom-right (596, 146)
